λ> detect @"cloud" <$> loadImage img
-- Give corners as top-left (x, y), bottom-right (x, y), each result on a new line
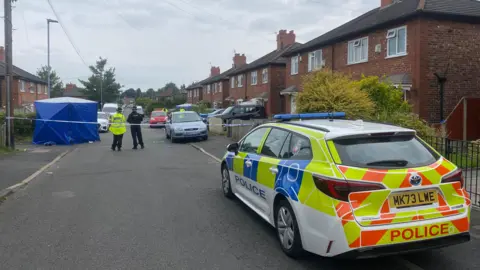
top-left (0, 0), bottom-right (379, 90)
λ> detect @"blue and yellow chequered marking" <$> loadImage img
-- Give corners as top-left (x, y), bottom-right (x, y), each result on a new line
top-left (274, 159), bottom-right (311, 201)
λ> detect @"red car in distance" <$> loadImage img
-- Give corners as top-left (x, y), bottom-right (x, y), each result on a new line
top-left (149, 111), bottom-right (168, 128)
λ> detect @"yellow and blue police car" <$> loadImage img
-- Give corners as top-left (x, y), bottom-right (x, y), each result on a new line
top-left (220, 112), bottom-right (471, 259)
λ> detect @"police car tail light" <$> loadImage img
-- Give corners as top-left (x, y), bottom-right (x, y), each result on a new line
top-left (441, 169), bottom-right (464, 188)
top-left (313, 176), bottom-right (385, 202)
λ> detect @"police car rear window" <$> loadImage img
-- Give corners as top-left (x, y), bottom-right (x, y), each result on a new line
top-left (332, 135), bottom-right (440, 168)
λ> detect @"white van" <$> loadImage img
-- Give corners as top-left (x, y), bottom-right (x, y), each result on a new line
top-left (102, 103), bottom-right (118, 117)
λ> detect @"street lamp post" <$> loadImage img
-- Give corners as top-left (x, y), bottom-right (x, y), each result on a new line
top-left (47, 18), bottom-right (58, 99)
top-left (100, 71), bottom-right (103, 109)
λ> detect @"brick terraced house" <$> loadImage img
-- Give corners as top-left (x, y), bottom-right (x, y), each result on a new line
top-left (227, 30), bottom-right (302, 116)
top-left (186, 66), bottom-right (220, 105)
top-left (0, 47), bottom-right (48, 109)
top-left (282, 0), bottom-right (480, 123)
top-left (200, 53), bottom-right (248, 108)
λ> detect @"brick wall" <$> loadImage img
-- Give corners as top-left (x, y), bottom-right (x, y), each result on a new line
top-left (421, 18), bottom-right (480, 123)
top-left (270, 65), bottom-right (287, 115)
top-left (245, 68), bottom-right (269, 101)
top-left (211, 80), bottom-right (229, 108)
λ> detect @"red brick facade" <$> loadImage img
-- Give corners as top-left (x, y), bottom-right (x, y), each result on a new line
top-left (284, 17), bottom-right (480, 123)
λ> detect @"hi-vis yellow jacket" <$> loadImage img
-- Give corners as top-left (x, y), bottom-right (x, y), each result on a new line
top-left (109, 113), bottom-right (127, 135)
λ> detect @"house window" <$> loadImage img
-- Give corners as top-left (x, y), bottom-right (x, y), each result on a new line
top-left (308, 50), bottom-right (323, 71)
top-left (237, 75), bottom-right (243, 87)
top-left (231, 77), bottom-right (235, 88)
top-left (44, 85), bottom-right (47, 94)
top-left (251, 71), bottom-right (257, 85)
top-left (19, 80), bottom-right (25, 92)
top-left (291, 56), bottom-right (299, 75)
top-left (348, 37), bottom-right (368, 64)
top-left (262, 68), bottom-right (268, 84)
top-left (29, 83), bottom-right (34, 93)
top-left (386, 26), bottom-right (407, 57)
top-left (37, 84), bottom-right (41, 93)
top-left (207, 85), bottom-right (211, 94)
top-left (219, 82), bottom-right (222, 93)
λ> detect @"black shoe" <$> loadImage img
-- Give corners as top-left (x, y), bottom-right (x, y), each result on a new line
top-left (133, 147), bottom-right (138, 150)
top-left (111, 147), bottom-right (116, 151)
top-left (141, 145), bottom-right (144, 149)
top-left (117, 148), bottom-right (122, 151)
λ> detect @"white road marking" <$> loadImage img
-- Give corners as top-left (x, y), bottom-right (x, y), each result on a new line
top-left (190, 143), bottom-right (221, 163)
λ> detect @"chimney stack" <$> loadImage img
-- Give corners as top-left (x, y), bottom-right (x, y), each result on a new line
top-left (380, 0), bottom-right (393, 8)
top-left (276, 30), bottom-right (296, 50)
top-left (0, 46), bottom-right (4, 62)
top-left (232, 53), bottom-right (247, 68)
top-left (210, 66), bottom-right (220, 77)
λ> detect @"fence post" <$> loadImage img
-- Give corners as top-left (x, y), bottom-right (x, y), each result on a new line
top-left (445, 138), bottom-right (452, 160)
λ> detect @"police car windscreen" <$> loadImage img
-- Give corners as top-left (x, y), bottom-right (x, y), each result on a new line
top-left (333, 135), bottom-right (440, 168)
top-left (103, 107), bottom-right (117, 113)
top-left (152, 111), bottom-right (166, 117)
top-left (172, 112), bottom-right (201, 123)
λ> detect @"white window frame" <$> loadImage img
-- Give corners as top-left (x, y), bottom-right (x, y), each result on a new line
top-left (231, 77), bottom-right (235, 88)
top-left (237, 75), bottom-right (243, 87)
top-left (44, 85), bottom-right (47, 94)
top-left (251, 71), bottom-right (257, 85)
top-left (386, 26), bottom-right (407, 58)
top-left (207, 84), bottom-right (211, 94)
top-left (307, 49), bottom-right (323, 72)
top-left (37, 84), bottom-right (41, 93)
top-left (291, 56), bottom-right (299, 75)
top-left (19, 80), bottom-right (25, 92)
top-left (219, 82), bottom-right (222, 93)
top-left (262, 68), bottom-right (268, 84)
top-left (348, 37), bottom-right (369, 64)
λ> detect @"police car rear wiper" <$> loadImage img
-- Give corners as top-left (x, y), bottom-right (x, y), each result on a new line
top-left (366, 160), bottom-right (408, 167)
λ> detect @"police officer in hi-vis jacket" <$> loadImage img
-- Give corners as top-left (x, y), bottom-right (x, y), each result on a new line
top-left (109, 107), bottom-right (127, 151)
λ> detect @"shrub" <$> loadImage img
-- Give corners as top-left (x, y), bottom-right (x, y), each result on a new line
top-left (0, 112), bottom-right (36, 137)
top-left (296, 69), bottom-right (375, 119)
top-left (378, 112), bottom-right (436, 138)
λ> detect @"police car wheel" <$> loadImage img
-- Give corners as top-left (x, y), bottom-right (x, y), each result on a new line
top-left (221, 165), bottom-right (234, 199)
top-left (275, 199), bottom-right (304, 258)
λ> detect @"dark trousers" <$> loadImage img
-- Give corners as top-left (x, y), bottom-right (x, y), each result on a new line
top-left (131, 126), bottom-right (144, 148)
top-left (112, 134), bottom-right (124, 150)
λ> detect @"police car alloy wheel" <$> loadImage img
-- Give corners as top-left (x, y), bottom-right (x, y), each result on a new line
top-left (275, 200), bottom-right (304, 258)
top-left (221, 165), bottom-right (234, 199)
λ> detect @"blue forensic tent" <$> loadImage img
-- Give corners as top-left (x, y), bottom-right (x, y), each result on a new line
top-left (33, 97), bottom-right (100, 145)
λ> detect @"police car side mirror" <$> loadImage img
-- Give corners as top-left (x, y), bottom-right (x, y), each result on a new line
top-left (227, 142), bottom-right (239, 154)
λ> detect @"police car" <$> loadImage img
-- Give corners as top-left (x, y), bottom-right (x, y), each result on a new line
top-left (220, 112), bottom-right (471, 259)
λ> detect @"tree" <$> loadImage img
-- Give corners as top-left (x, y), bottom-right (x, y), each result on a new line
top-left (121, 88), bottom-right (136, 98)
top-left (136, 88), bottom-right (142, 98)
top-left (296, 69), bottom-right (374, 119)
top-left (146, 88), bottom-right (155, 99)
top-left (78, 57), bottom-right (122, 105)
top-left (36, 66), bottom-right (64, 98)
top-left (135, 97), bottom-right (152, 109)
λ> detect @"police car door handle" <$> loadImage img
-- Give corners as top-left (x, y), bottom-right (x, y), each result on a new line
top-left (269, 167), bottom-right (278, 174)
top-left (245, 160), bottom-right (252, 167)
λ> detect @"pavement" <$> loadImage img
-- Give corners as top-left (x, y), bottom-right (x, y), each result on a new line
top-left (0, 130), bottom-right (479, 269)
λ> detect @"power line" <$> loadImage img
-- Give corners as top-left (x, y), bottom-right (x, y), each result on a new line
top-left (100, 0), bottom-right (142, 31)
top-left (45, 0), bottom-right (89, 68)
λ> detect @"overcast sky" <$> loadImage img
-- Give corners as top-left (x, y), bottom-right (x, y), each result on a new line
top-left (1, 0), bottom-right (378, 91)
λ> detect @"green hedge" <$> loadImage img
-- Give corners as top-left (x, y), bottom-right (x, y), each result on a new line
top-left (0, 112), bottom-right (36, 137)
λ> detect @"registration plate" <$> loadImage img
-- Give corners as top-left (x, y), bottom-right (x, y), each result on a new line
top-left (389, 189), bottom-right (438, 208)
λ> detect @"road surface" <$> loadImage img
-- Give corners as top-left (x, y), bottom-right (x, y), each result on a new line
top-left (0, 128), bottom-right (479, 269)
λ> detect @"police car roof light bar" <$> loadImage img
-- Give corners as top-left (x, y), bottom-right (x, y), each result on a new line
top-left (273, 112), bottom-right (346, 121)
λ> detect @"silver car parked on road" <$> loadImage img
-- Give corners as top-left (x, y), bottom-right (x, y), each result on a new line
top-left (165, 111), bottom-right (208, 142)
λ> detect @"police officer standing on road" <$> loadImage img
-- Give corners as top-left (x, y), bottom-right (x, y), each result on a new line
top-left (109, 107), bottom-right (127, 151)
top-left (127, 106), bottom-right (145, 150)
